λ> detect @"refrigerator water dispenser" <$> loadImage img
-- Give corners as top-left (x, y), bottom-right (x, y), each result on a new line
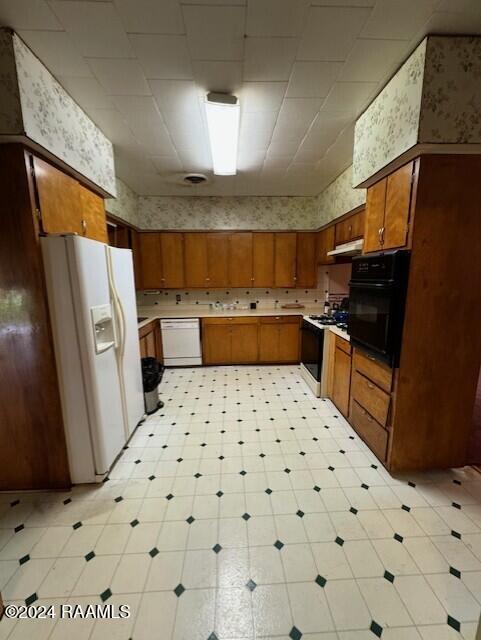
top-left (91, 304), bottom-right (116, 354)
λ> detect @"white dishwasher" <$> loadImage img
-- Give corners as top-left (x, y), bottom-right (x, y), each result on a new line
top-left (160, 318), bottom-right (202, 367)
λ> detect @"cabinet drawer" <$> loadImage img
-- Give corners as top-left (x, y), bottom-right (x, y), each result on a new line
top-left (203, 316), bottom-right (258, 325)
top-left (352, 348), bottom-right (393, 393)
top-left (351, 370), bottom-right (390, 426)
top-left (259, 315), bottom-right (300, 324)
top-left (350, 400), bottom-right (388, 462)
top-left (335, 335), bottom-right (351, 355)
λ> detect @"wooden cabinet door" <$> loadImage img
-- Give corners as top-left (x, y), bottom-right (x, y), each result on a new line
top-left (160, 233), bottom-right (184, 288)
top-left (207, 233), bottom-right (229, 287)
top-left (383, 161), bottom-right (413, 250)
top-left (78, 185), bottom-right (107, 242)
top-left (364, 178), bottom-right (387, 253)
top-left (259, 324), bottom-right (279, 362)
top-left (274, 233), bottom-right (297, 287)
top-left (131, 229), bottom-right (142, 290)
top-left (231, 324), bottom-right (258, 363)
top-left (253, 232), bottom-right (275, 287)
top-left (318, 227), bottom-right (335, 265)
top-left (229, 233), bottom-right (253, 287)
top-left (203, 324), bottom-right (232, 364)
top-left (278, 323), bottom-right (299, 362)
top-left (335, 218), bottom-right (351, 245)
top-left (138, 233), bottom-right (162, 289)
top-left (332, 346), bottom-right (351, 418)
top-left (184, 233), bottom-right (208, 287)
top-left (350, 209), bottom-right (365, 240)
top-left (296, 232), bottom-right (317, 288)
top-left (33, 156), bottom-right (83, 235)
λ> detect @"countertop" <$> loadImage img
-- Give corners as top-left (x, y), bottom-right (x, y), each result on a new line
top-left (137, 305), bottom-right (350, 341)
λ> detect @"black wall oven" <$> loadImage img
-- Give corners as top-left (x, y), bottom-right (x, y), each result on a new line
top-left (348, 250), bottom-right (410, 366)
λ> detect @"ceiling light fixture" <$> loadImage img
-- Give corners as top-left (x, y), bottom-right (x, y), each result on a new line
top-left (205, 92), bottom-right (240, 176)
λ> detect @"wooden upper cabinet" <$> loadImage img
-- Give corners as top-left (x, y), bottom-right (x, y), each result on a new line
top-left (383, 161), bottom-right (413, 251)
top-left (229, 233), bottom-right (253, 287)
top-left (318, 226), bottom-right (335, 265)
top-left (33, 156), bottom-right (83, 235)
top-left (364, 178), bottom-right (387, 253)
top-left (138, 233), bottom-right (162, 289)
top-left (253, 232), bottom-right (275, 287)
top-left (364, 161), bottom-right (414, 253)
top-left (335, 209), bottom-right (365, 246)
top-left (184, 233), bottom-right (208, 287)
top-left (130, 229), bottom-right (142, 290)
top-left (160, 233), bottom-right (184, 288)
top-left (78, 185), bottom-right (107, 243)
top-left (296, 232), bottom-right (318, 288)
top-left (274, 232), bottom-right (297, 287)
top-left (206, 233), bottom-right (229, 287)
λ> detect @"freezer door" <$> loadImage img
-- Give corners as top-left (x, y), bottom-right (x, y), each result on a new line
top-left (67, 236), bottom-right (126, 475)
top-left (107, 246), bottom-right (145, 438)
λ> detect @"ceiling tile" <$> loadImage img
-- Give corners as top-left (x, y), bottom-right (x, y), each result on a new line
top-left (239, 112), bottom-right (277, 152)
top-left (339, 38), bottom-right (410, 83)
top-left (176, 145), bottom-right (212, 173)
top-left (0, 0), bottom-right (61, 31)
top-left (238, 150), bottom-right (266, 172)
top-left (241, 82), bottom-right (287, 112)
top-left (413, 10), bottom-right (481, 40)
top-left (150, 155), bottom-right (183, 173)
top-left (287, 61), bottom-right (343, 98)
top-left (322, 81), bottom-right (377, 116)
top-left (17, 30), bottom-right (92, 77)
top-left (298, 6), bottom-right (372, 61)
top-left (129, 34), bottom-right (192, 80)
top-left (58, 76), bottom-right (112, 110)
top-left (89, 58), bottom-right (150, 96)
top-left (150, 80), bottom-right (201, 117)
top-left (311, 0), bottom-right (375, 5)
top-left (361, 0), bottom-right (439, 40)
top-left (114, 0), bottom-right (184, 35)
top-left (180, 0), bottom-right (246, 4)
top-left (295, 112), bottom-right (350, 161)
top-left (244, 37), bottom-right (298, 81)
top-left (436, 0), bottom-right (481, 12)
top-left (263, 156), bottom-right (292, 170)
top-left (246, 0), bottom-right (310, 37)
top-left (192, 61), bottom-right (243, 93)
top-left (183, 5), bottom-right (245, 61)
top-left (111, 95), bottom-right (174, 154)
top-left (88, 108), bottom-right (139, 148)
top-left (274, 98), bottom-right (322, 137)
top-left (49, 1), bottom-right (133, 58)
top-left (267, 136), bottom-right (302, 157)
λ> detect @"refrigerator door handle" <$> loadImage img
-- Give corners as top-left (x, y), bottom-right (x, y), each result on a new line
top-left (106, 247), bottom-right (130, 439)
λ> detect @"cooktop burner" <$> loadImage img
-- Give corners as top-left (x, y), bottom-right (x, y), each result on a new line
top-left (309, 314), bottom-right (337, 325)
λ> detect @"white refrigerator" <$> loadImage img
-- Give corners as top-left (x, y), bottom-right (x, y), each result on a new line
top-left (41, 235), bottom-right (145, 484)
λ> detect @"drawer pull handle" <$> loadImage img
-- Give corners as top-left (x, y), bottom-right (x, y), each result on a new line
top-left (367, 354), bottom-right (376, 362)
top-left (360, 406), bottom-right (374, 422)
top-left (366, 381), bottom-right (375, 389)
top-left (275, 316), bottom-right (280, 320)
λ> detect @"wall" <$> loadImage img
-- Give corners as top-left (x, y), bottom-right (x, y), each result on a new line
top-left (353, 35), bottom-right (481, 187)
top-left (0, 30), bottom-right (116, 197)
top-left (105, 178), bottom-right (139, 227)
top-left (316, 165), bottom-right (365, 227)
top-left (137, 195), bottom-right (318, 230)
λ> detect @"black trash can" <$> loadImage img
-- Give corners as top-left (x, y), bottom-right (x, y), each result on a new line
top-left (141, 357), bottom-right (164, 415)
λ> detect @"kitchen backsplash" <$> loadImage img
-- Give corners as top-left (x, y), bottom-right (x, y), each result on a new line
top-left (137, 265), bottom-right (350, 310)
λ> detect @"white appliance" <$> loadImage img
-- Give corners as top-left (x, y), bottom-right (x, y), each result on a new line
top-left (41, 235), bottom-right (145, 484)
top-left (327, 238), bottom-right (364, 257)
top-left (161, 318), bottom-right (202, 366)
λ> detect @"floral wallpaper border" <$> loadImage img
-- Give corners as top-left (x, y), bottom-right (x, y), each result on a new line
top-left (0, 30), bottom-right (116, 196)
top-left (105, 178), bottom-right (139, 227)
top-left (316, 165), bottom-right (366, 227)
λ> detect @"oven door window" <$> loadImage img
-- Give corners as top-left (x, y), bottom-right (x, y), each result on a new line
top-left (301, 322), bottom-right (323, 381)
top-left (349, 283), bottom-right (393, 357)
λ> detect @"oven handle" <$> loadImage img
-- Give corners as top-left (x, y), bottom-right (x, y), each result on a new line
top-left (349, 280), bottom-right (394, 289)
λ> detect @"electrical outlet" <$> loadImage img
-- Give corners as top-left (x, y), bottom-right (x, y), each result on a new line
top-left (176, 294), bottom-right (181, 302)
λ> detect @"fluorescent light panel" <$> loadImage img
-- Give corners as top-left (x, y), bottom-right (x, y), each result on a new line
top-left (205, 92), bottom-right (240, 176)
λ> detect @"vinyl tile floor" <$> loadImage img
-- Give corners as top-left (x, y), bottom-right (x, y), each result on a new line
top-left (2, 365), bottom-right (481, 640)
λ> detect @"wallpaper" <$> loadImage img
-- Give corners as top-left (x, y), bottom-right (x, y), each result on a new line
top-left (137, 195), bottom-right (319, 230)
top-left (105, 178), bottom-right (139, 227)
top-left (316, 165), bottom-right (366, 227)
top-left (419, 36), bottom-right (481, 144)
top-left (353, 39), bottom-right (426, 188)
top-left (0, 30), bottom-right (116, 196)
top-left (0, 30), bottom-right (22, 135)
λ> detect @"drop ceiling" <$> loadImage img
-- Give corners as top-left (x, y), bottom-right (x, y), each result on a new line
top-left (1, 0), bottom-right (481, 196)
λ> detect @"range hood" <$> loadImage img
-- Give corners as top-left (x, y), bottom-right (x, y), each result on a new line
top-left (327, 238), bottom-right (364, 257)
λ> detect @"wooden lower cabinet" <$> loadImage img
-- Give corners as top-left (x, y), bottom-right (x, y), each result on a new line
top-left (350, 400), bottom-right (388, 462)
top-left (139, 320), bottom-right (162, 362)
top-left (202, 316), bottom-right (300, 365)
top-left (332, 338), bottom-right (351, 418)
top-left (259, 316), bottom-right (300, 363)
